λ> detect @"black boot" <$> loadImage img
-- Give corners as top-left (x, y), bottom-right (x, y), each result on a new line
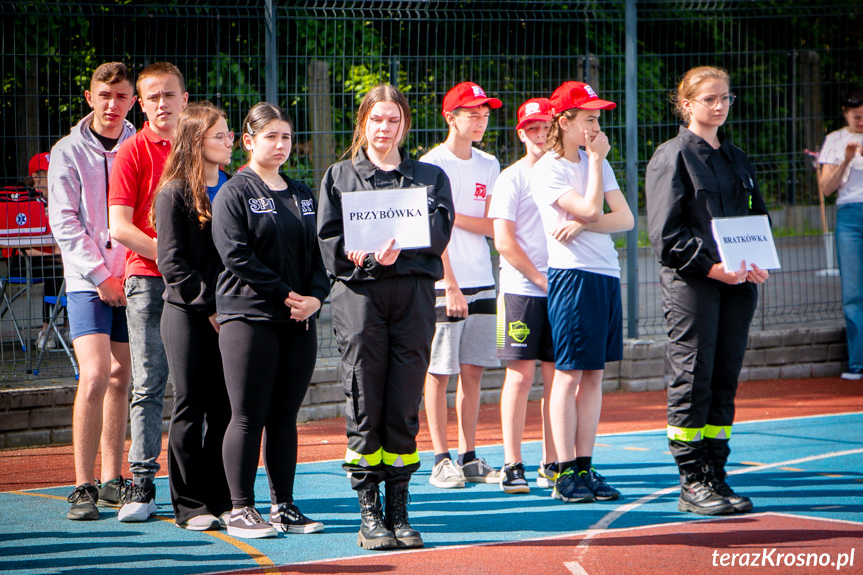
top-left (671, 439), bottom-right (734, 516)
top-left (385, 481), bottom-right (423, 549)
top-left (356, 484), bottom-right (397, 550)
top-left (704, 457), bottom-right (754, 513)
top-left (678, 467), bottom-right (734, 515)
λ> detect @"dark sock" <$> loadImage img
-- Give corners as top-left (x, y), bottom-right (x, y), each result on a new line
top-left (559, 459), bottom-right (577, 472)
top-left (575, 456), bottom-right (593, 474)
top-left (434, 452), bottom-right (452, 466)
top-left (457, 451), bottom-right (476, 466)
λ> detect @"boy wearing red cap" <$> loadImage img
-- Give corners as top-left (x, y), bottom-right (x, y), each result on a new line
top-left (420, 82), bottom-right (502, 488)
top-left (531, 82), bottom-right (634, 503)
top-left (488, 98), bottom-right (561, 493)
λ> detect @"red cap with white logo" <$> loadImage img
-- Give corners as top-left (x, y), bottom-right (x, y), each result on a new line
top-left (28, 152), bottom-right (50, 175)
top-left (549, 81), bottom-right (616, 115)
top-left (516, 98), bottom-right (553, 130)
top-left (442, 82), bottom-right (503, 116)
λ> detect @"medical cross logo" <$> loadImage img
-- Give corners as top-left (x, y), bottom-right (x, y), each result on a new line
top-left (474, 183), bottom-right (487, 200)
top-left (249, 197), bottom-right (277, 214)
top-left (300, 199), bottom-right (315, 215)
top-left (508, 321), bottom-right (530, 343)
top-left (15, 213), bottom-right (27, 226)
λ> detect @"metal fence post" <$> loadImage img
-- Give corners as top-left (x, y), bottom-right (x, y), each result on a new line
top-left (265, 0), bottom-right (277, 104)
top-left (625, 0), bottom-right (639, 338)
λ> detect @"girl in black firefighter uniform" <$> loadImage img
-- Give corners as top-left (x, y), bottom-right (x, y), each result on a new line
top-left (318, 84), bottom-right (454, 550)
top-left (212, 102), bottom-right (330, 539)
top-left (646, 66), bottom-right (769, 516)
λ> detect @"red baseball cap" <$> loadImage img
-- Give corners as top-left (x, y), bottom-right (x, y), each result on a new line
top-left (550, 82), bottom-right (616, 114)
top-left (28, 152), bottom-right (50, 175)
top-left (442, 82), bottom-right (502, 116)
top-left (516, 98), bottom-right (553, 130)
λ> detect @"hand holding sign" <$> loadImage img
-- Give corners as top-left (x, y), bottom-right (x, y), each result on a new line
top-left (710, 215), bottom-right (781, 273)
top-left (342, 187), bottom-right (431, 252)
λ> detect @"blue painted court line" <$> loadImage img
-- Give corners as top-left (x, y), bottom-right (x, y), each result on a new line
top-left (3, 412), bottom-right (861, 574)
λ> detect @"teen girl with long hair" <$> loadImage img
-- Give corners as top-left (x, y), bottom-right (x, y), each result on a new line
top-left (318, 84), bottom-right (454, 550)
top-left (151, 101), bottom-right (233, 530)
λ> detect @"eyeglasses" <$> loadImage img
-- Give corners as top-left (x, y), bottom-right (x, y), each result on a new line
top-left (204, 131), bottom-right (235, 144)
top-left (693, 94), bottom-right (736, 109)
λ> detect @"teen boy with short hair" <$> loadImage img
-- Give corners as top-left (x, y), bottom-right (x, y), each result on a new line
top-left (48, 62), bottom-right (137, 520)
top-left (109, 62), bottom-right (188, 522)
top-left (420, 82), bottom-right (502, 488)
top-left (488, 98), bottom-right (560, 493)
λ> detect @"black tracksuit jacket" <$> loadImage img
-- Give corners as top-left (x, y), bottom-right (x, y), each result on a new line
top-left (212, 168), bottom-right (329, 321)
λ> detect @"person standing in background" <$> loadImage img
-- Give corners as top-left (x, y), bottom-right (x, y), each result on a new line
top-left (818, 88), bottom-right (863, 381)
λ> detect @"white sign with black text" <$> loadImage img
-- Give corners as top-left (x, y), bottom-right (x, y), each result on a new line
top-left (341, 187), bottom-right (431, 252)
top-left (711, 214), bottom-right (781, 272)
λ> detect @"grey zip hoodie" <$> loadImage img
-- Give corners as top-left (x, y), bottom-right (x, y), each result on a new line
top-left (48, 112), bottom-right (136, 293)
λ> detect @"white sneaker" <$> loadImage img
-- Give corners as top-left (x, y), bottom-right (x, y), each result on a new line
top-left (117, 478), bottom-right (156, 522)
top-left (182, 513), bottom-right (219, 531)
top-left (226, 507), bottom-right (278, 539)
top-left (459, 457), bottom-right (501, 483)
top-left (429, 458), bottom-right (465, 488)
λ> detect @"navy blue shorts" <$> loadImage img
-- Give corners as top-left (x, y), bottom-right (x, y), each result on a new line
top-left (67, 291), bottom-right (129, 343)
top-left (547, 268), bottom-right (623, 371)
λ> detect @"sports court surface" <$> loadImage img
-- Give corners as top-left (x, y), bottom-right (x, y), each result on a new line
top-left (2, 377), bottom-right (862, 574)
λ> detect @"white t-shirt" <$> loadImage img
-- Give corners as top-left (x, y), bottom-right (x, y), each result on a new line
top-left (818, 128), bottom-right (863, 205)
top-left (420, 144), bottom-right (499, 288)
top-left (487, 157), bottom-right (548, 297)
top-left (531, 150), bottom-right (621, 277)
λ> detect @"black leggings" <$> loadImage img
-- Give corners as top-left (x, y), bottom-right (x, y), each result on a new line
top-left (220, 317), bottom-right (317, 508)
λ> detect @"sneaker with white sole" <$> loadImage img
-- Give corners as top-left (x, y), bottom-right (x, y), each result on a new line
top-left (842, 368), bottom-right (863, 380)
top-left (459, 457), bottom-right (500, 483)
top-left (269, 503), bottom-right (324, 534)
top-left (536, 462), bottom-right (559, 488)
top-left (181, 513), bottom-right (220, 531)
top-left (226, 507), bottom-right (278, 538)
top-left (429, 458), bottom-right (465, 488)
top-left (500, 462), bottom-right (530, 494)
top-left (118, 477), bottom-right (157, 522)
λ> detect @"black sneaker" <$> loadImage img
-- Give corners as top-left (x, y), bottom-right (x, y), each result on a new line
top-left (552, 468), bottom-right (595, 503)
top-left (117, 477), bottom-right (156, 522)
top-left (582, 467), bottom-right (621, 501)
top-left (269, 503), bottom-right (324, 534)
top-left (500, 462), bottom-right (530, 494)
top-left (97, 475), bottom-right (128, 507)
top-left (67, 483), bottom-right (99, 520)
top-left (226, 507), bottom-right (278, 539)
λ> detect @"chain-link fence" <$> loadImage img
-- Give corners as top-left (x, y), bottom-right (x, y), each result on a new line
top-left (1, 0), bottom-right (860, 380)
